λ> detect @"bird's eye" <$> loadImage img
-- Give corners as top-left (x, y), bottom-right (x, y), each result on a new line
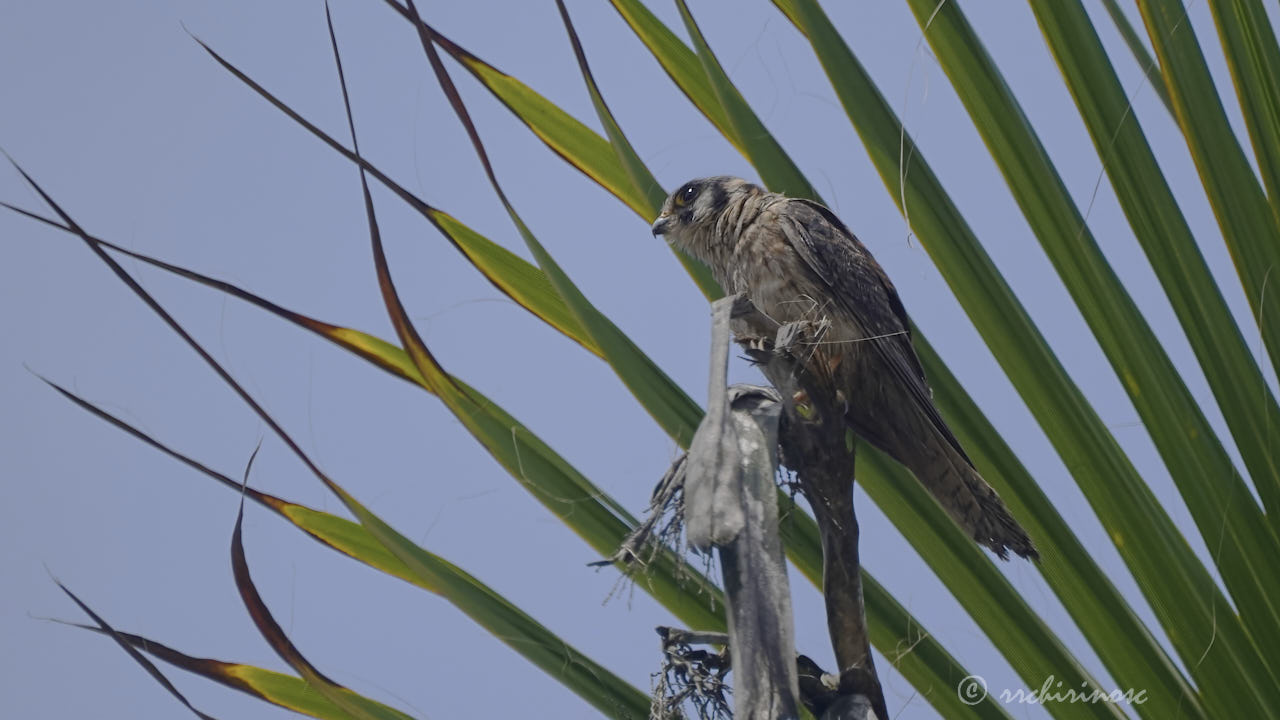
top-left (674, 184), bottom-right (699, 207)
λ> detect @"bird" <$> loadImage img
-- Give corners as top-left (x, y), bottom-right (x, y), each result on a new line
top-left (652, 176), bottom-right (1036, 560)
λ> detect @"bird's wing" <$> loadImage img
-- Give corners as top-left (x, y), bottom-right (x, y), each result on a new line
top-left (768, 197), bottom-right (971, 464)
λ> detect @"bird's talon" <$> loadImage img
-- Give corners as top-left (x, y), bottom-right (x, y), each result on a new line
top-left (791, 389), bottom-right (815, 418)
top-left (735, 334), bottom-right (774, 364)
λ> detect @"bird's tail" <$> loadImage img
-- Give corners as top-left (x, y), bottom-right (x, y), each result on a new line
top-left (948, 458), bottom-right (1037, 561)
top-left (904, 432), bottom-right (1038, 561)
top-left (841, 372), bottom-right (1037, 559)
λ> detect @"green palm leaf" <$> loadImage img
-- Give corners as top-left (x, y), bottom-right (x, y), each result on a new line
top-left (889, 0), bottom-right (1280, 711)
top-left (1031, 0), bottom-right (1280, 671)
top-left (1204, 0), bottom-right (1280, 238)
top-left (1097, 0), bottom-right (1175, 113)
top-left (69, 626), bottom-right (418, 720)
top-left (1135, 0), bottom-right (1280, 382)
top-left (44, 378), bottom-right (652, 719)
top-left (769, 2), bottom-right (1278, 715)
top-left (1032, 0), bottom-right (1280, 526)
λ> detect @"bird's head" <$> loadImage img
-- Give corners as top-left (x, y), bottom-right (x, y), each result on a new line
top-left (651, 176), bottom-right (761, 265)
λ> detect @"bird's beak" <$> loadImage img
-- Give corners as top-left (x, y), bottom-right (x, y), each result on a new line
top-left (651, 214), bottom-right (671, 237)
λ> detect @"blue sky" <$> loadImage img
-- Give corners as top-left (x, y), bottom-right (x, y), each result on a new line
top-left (1, 1), bottom-right (1266, 718)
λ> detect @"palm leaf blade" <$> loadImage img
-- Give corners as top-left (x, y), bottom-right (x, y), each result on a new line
top-left (893, 0), bottom-right (1280, 709)
top-left (1135, 0), bottom-right (1280, 384)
